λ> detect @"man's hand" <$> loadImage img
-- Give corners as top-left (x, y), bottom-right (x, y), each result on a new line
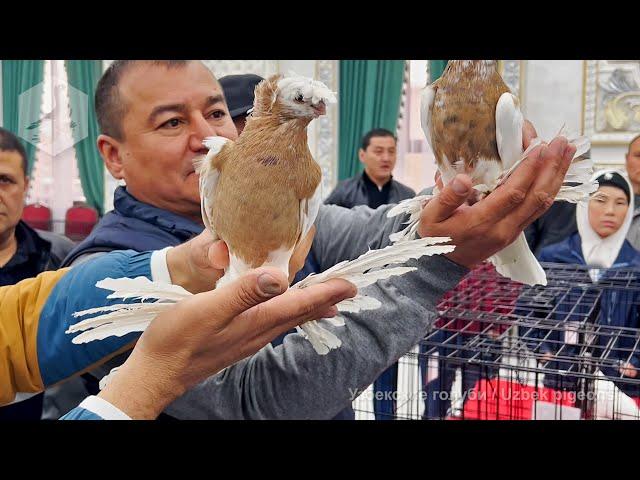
top-left (418, 128), bottom-right (576, 269)
top-left (166, 226), bottom-right (316, 294)
top-left (539, 352), bottom-right (554, 365)
top-left (98, 267), bottom-right (357, 419)
top-left (165, 230), bottom-right (228, 293)
top-left (619, 362), bottom-right (638, 378)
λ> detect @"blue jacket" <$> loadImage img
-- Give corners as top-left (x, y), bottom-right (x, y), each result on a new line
top-left (62, 187), bottom-right (203, 267)
top-left (533, 233), bottom-right (640, 394)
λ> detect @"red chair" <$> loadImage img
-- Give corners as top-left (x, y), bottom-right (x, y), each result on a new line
top-left (22, 203), bottom-right (52, 231)
top-left (65, 202), bottom-right (99, 241)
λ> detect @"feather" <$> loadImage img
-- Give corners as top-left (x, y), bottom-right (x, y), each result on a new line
top-left (293, 237), bottom-right (454, 289)
top-left (299, 183), bottom-right (322, 243)
top-left (495, 92), bottom-right (524, 172)
top-left (420, 85), bottom-right (436, 153)
top-left (488, 232), bottom-right (547, 286)
top-left (68, 304), bottom-right (174, 344)
top-left (96, 277), bottom-right (191, 302)
top-left (68, 237), bottom-right (454, 354)
top-left (277, 72), bottom-right (337, 105)
top-left (296, 322), bottom-right (342, 355)
top-left (98, 366), bottom-right (121, 391)
top-left (196, 136), bottom-right (229, 239)
top-left (289, 237), bottom-right (455, 354)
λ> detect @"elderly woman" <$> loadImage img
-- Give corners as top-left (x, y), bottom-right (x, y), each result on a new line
top-left (534, 170), bottom-right (640, 397)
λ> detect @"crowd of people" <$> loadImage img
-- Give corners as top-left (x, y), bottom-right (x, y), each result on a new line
top-left (0, 60), bottom-right (617, 420)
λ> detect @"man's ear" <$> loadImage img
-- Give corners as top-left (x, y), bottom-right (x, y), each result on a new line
top-left (358, 148), bottom-right (366, 164)
top-left (98, 134), bottom-right (125, 180)
top-left (22, 175), bottom-right (29, 202)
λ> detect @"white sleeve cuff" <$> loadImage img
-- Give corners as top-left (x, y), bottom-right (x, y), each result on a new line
top-left (78, 396), bottom-right (132, 420)
top-left (151, 246), bottom-right (174, 284)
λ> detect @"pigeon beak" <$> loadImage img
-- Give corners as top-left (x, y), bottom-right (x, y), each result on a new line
top-left (312, 101), bottom-right (326, 117)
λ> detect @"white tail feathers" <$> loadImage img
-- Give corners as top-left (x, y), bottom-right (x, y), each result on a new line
top-left (497, 130), bottom-right (596, 203)
top-left (387, 195), bottom-right (433, 243)
top-left (291, 237), bottom-right (455, 354)
top-left (67, 277), bottom-right (191, 344)
top-left (68, 238), bottom-right (455, 357)
top-left (489, 232), bottom-right (547, 286)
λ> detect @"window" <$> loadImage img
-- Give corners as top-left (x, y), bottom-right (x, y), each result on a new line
top-left (394, 60), bottom-right (438, 193)
top-left (26, 60), bottom-right (85, 233)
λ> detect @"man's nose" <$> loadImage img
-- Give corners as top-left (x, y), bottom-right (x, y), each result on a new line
top-left (189, 114), bottom-right (217, 151)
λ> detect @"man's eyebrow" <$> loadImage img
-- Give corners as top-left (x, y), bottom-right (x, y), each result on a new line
top-left (148, 103), bottom-right (188, 124)
top-left (148, 95), bottom-right (226, 125)
top-left (203, 94), bottom-right (226, 109)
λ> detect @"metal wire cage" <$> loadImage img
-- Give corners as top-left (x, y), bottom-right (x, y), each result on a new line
top-left (353, 262), bottom-right (640, 420)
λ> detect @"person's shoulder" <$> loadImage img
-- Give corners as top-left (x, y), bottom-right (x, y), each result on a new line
top-left (325, 176), bottom-right (360, 206)
top-left (620, 240), bottom-right (640, 262)
top-left (35, 230), bottom-right (75, 255)
top-left (538, 234), bottom-right (576, 262)
top-left (393, 180), bottom-right (416, 197)
top-left (334, 176), bottom-right (360, 189)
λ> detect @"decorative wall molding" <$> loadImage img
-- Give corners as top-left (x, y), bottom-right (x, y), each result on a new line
top-left (583, 60), bottom-right (640, 145)
top-left (499, 60), bottom-right (523, 99)
top-left (201, 60), bottom-right (279, 79)
top-left (315, 60), bottom-right (339, 196)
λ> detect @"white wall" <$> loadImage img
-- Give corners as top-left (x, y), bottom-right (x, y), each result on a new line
top-left (523, 60), bottom-right (627, 170)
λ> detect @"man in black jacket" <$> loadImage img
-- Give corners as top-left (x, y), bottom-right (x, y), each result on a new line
top-left (0, 127), bottom-right (74, 420)
top-left (325, 128), bottom-right (415, 209)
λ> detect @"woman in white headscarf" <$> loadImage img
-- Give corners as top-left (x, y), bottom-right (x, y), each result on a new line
top-left (536, 169), bottom-right (640, 396)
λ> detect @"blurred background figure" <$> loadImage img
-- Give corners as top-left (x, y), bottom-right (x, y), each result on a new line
top-left (218, 74), bottom-right (265, 135)
top-left (534, 170), bottom-right (640, 398)
top-left (325, 128), bottom-right (415, 209)
top-left (0, 127), bottom-right (74, 421)
top-left (624, 134), bottom-right (640, 249)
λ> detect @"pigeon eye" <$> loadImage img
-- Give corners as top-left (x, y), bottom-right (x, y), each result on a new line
top-left (294, 94), bottom-right (304, 103)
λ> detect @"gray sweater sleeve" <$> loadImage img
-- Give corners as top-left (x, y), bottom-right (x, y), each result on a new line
top-left (164, 203), bottom-right (468, 419)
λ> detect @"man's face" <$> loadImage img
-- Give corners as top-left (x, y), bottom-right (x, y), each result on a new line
top-left (626, 138), bottom-right (640, 187)
top-left (106, 62), bottom-right (238, 221)
top-left (0, 150), bottom-right (28, 239)
top-left (359, 136), bottom-right (397, 182)
top-left (588, 185), bottom-right (629, 239)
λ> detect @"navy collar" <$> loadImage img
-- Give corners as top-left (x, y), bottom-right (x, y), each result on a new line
top-left (2, 221), bottom-right (47, 269)
top-left (361, 170), bottom-right (393, 191)
top-left (113, 187), bottom-right (204, 238)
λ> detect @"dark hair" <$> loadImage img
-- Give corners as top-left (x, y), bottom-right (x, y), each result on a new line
top-left (361, 128), bottom-right (396, 151)
top-left (0, 127), bottom-right (28, 176)
top-left (595, 171), bottom-right (630, 203)
top-left (95, 60), bottom-right (201, 141)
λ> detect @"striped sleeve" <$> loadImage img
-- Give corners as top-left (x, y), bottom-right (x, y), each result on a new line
top-left (0, 250), bottom-right (155, 405)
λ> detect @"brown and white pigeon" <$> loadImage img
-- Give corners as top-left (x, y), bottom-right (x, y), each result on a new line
top-left (67, 72), bottom-right (456, 357)
top-left (389, 60), bottom-right (594, 286)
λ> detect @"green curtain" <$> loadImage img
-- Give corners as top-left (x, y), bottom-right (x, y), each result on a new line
top-left (338, 60), bottom-right (405, 181)
top-left (429, 60), bottom-right (448, 82)
top-left (1, 60), bottom-right (45, 176)
top-left (65, 60), bottom-right (104, 215)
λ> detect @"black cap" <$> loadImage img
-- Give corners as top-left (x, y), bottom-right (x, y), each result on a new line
top-left (219, 74), bottom-right (265, 119)
top-left (595, 171), bottom-right (630, 203)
